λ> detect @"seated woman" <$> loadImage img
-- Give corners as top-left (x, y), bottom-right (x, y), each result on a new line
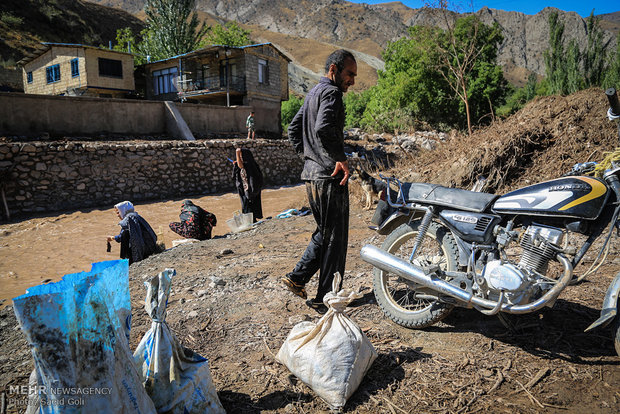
top-left (107, 201), bottom-right (159, 264)
top-left (169, 200), bottom-right (217, 240)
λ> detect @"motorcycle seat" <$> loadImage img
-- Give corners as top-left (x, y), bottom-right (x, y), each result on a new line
top-left (400, 182), bottom-right (499, 212)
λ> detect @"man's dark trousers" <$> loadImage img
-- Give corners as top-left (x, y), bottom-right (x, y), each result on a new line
top-left (287, 178), bottom-right (349, 302)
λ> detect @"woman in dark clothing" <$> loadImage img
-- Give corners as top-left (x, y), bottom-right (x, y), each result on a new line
top-left (169, 200), bottom-right (217, 240)
top-left (106, 201), bottom-right (159, 264)
top-left (232, 148), bottom-right (263, 222)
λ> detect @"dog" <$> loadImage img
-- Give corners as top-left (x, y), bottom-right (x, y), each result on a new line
top-left (352, 167), bottom-right (387, 210)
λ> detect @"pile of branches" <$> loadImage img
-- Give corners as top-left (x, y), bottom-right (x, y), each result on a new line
top-left (395, 88), bottom-right (618, 193)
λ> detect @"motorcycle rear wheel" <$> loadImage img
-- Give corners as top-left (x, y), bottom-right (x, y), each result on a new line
top-left (373, 221), bottom-right (458, 329)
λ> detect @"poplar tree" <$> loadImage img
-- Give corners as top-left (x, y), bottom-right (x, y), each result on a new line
top-left (543, 11), bottom-right (567, 95)
top-left (583, 10), bottom-right (607, 88)
top-left (602, 33), bottom-right (620, 89)
top-left (139, 0), bottom-right (207, 61)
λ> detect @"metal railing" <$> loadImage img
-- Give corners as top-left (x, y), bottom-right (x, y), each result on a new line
top-left (179, 75), bottom-right (246, 93)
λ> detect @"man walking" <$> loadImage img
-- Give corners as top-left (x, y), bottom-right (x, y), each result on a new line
top-left (281, 49), bottom-right (357, 313)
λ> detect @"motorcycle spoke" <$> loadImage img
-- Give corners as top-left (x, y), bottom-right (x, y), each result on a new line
top-left (387, 275), bottom-right (434, 311)
top-left (373, 221), bottom-right (458, 328)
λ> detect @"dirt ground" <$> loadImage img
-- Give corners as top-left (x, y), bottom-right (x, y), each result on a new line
top-left (1, 88), bottom-right (620, 413)
top-left (1, 183), bottom-right (619, 413)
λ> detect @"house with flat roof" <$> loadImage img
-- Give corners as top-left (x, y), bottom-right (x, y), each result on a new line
top-left (144, 43), bottom-right (291, 137)
top-left (18, 43), bottom-right (135, 98)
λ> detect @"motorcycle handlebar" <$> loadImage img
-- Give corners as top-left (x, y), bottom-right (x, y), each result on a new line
top-left (606, 88), bottom-right (620, 120)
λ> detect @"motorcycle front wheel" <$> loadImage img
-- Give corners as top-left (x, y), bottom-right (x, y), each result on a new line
top-left (373, 221), bottom-right (458, 328)
top-left (614, 310), bottom-right (620, 357)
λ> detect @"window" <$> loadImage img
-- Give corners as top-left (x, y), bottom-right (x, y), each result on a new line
top-left (219, 61), bottom-right (237, 87)
top-left (27, 71), bottom-right (33, 84)
top-left (152, 67), bottom-right (178, 95)
top-left (46, 64), bottom-right (60, 84)
top-left (71, 58), bottom-right (79, 77)
top-left (98, 58), bottom-right (123, 78)
top-left (258, 59), bottom-right (269, 84)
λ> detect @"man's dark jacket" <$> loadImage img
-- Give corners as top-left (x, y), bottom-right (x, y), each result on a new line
top-left (288, 77), bottom-right (346, 180)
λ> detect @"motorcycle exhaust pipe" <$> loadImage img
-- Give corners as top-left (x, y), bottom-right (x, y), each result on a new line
top-left (360, 244), bottom-right (573, 314)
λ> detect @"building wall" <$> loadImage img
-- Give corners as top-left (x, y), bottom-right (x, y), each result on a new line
top-left (177, 102), bottom-right (250, 136)
top-left (247, 96), bottom-right (282, 137)
top-left (244, 45), bottom-right (287, 102)
top-left (22, 47), bottom-right (86, 95)
top-left (22, 46), bottom-right (134, 97)
top-left (83, 48), bottom-right (135, 93)
top-left (144, 59), bottom-right (179, 101)
top-left (0, 139), bottom-right (303, 218)
top-left (0, 92), bottom-right (252, 137)
top-left (243, 45), bottom-right (289, 137)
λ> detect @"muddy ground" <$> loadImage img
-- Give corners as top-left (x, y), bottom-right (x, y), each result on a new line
top-left (1, 188), bottom-right (619, 413)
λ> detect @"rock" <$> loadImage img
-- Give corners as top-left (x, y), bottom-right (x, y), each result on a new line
top-left (197, 289), bottom-right (209, 296)
top-left (188, 310), bottom-right (198, 318)
top-left (288, 314), bottom-right (311, 325)
top-left (210, 276), bottom-right (226, 286)
top-left (419, 139), bottom-right (437, 151)
top-left (220, 248), bottom-right (234, 255)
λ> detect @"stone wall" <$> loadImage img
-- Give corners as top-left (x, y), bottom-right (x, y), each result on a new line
top-left (0, 139), bottom-right (303, 218)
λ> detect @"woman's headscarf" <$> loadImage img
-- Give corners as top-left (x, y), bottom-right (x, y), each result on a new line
top-left (114, 201), bottom-right (134, 220)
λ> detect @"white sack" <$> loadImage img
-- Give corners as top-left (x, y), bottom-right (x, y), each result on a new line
top-left (276, 273), bottom-right (378, 410)
top-left (133, 269), bottom-right (226, 414)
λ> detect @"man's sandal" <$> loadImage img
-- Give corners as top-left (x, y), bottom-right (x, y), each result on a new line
top-left (306, 299), bottom-right (328, 315)
top-left (281, 276), bottom-right (307, 299)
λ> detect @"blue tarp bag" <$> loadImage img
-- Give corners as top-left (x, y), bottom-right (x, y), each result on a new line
top-left (13, 259), bottom-right (155, 414)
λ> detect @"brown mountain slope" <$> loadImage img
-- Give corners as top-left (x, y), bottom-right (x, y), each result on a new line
top-left (245, 24), bottom-right (378, 92)
top-left (89, 0), bottom-right (618, 89)
top-left (0, 0), bottom-right (144, 64)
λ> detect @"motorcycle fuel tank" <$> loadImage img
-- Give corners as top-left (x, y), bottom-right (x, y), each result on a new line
top-left (493, 176), bottom-right (608, 219)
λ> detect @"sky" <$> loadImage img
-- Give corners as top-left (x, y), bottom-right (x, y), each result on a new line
top-left (349, 1), bottom-right (619, 18)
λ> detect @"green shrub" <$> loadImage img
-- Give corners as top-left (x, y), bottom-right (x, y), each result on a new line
top-left (0, 12), bottom-right (23, 26)
top-left (281, 95), bottom-right (304, 132)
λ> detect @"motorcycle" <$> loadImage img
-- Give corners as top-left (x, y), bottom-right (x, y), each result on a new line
top-left (361, 88), bottom-right (620, 356)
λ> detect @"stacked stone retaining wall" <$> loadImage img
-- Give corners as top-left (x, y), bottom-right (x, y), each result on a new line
top-left (0, 139), bottom-right (303, 218)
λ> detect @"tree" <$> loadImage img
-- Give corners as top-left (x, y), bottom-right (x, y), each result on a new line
top-left (202, 22), bottom-right (253, 47)
top-left (138, 0), bottom-right (207, 61)
top-left (584, 10), bottom-right (607, 88)
top-left (281, 95), bottom-right (303, 132)
top-left (602, 32), bottom-right (620, 89)
top-left (360, 11), bottom-right (507, 133)
top-left (360, 25), bottom-right (458, 132)
top-left (564, 40), bottom-right (583, 94)
top-left (544, 10), bottom-right (610, 95)
top-left (421, 1), bottom-right (507, 134)
top-left (107, 28), bottom-right (142, 61)
top-left (543, 11), bottom-right (567, 95)
top-left (344, 89), bottom-right (372, 129)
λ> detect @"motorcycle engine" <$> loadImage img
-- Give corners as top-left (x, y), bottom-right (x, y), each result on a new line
top-left (518, 225), bottom-right (564, 274)
top-left (480, 225), bottom-right (564, 304)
